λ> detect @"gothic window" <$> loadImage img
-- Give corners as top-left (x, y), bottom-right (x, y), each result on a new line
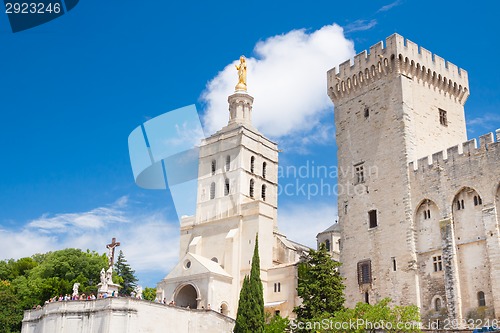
top-left (261, 184), bottom-right (267, 201)
top-left (433, 255), bottom-right (443, 272)
top-left (210, 182), bottom-right (215, 200)
top-left (474, 195), bottom-right (482, 206)
top-left (225, 155), bottom-right (230, 171)
top-left (224, 179), bottom-right (230, 196)
top-left (435, 298), bottom-right (442, 311)
top-left (357, 260), bottom-right (372, 285)
top-left (368, 210), bottom-right (377, 228)
top-left (211, 159), bottom-right (216, 175)
top-left (262, 162), bottom-right (267, 179)
top-left (354, 163), bottom-right (364, 184)
top-left (424, 209), bottom-right (431, 219)
top-left (456, 199), bottom-right (464, 210)
top-left (249, 179), bottom-right (255, 198)
top-left (325, 239), bottom-right (331, 252)
top-left (478, 291), bottom-right (486, 307)
top-left (439, 108), bottom-right (448, 126)
top-left (250, 156), bottom-right (255, 173)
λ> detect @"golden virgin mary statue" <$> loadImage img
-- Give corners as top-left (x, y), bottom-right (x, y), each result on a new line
top-left (235, 55), bottom-right (247, 91)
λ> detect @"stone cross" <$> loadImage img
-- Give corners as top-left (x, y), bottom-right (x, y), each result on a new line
top-left (106, 237), bottom-right (121, 268)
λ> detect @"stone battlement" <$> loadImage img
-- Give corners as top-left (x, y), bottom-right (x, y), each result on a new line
top-left (409, 129), bottom-right (500, 171)
top-left (328, 33), bottom-right (469, 103)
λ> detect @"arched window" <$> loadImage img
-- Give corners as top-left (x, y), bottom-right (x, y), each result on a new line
top-left (435, 298), bottom-right (442, 311)
top-left (249, 179), bottom-right (255, 198)
top-left (325, 239), bottom-right (331, 251)
top-left (261, 184), bottom-right (266, 201)
top-left (478, 291), bottom-right (486, 307)
top-left (225, 155), bottom-right (230, 171)
top-left (211, 160), bottom-right (216, 175)
top-left (250, 156), bottom-right (255, 173)
top-left (224, 179), bottom-right (230, 196)
top-left (210, 182), bottom-right (215, 199)
top-left (474, 196), bottom-right (478, 206)
top-left (262, 162), bottom-right (267, 179)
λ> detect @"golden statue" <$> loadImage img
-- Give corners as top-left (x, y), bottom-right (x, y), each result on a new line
top-left (235, 55), bottom-right (247, 91)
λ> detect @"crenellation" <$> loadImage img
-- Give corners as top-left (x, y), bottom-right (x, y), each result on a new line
top-left (328, 33), bottom-right (469, 103)
top-left (410, 132), bottom-right (499, 171)
top-left (479, 132), bottom-right (494, 147)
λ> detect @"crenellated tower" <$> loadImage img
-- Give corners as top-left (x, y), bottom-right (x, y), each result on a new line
top-left (327, 33), bottom-right (471, 314)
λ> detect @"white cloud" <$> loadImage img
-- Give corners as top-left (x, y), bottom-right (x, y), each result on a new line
top-left (277, 202), bottom-right (338, 249)
top-left (377, 0), bottom-right (402, 12)
top-left (467, 113), bottom-right (500, 133)
top-left (201, 24), bottom-right (355, 139)
top-left (344, 19), bottom-right (378, 33)
top-left (0, 197), bottom-right (180, 286)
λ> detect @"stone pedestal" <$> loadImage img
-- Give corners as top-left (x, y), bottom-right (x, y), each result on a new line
top-left (97, 282), bottom-right (120, 297)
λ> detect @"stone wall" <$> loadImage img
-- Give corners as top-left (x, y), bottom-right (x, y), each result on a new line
top-left (22, 298), bottom-right (235, 333)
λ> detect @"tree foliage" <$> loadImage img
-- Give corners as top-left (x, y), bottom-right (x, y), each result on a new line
top-left (114, 250), bottom-right (138, 296)
top-left (264, 313), bottom-right (290, 333)
top-left (325, 298), bottom-right (421, 333)
top-left (234, 235), bottom-right (265, 333)
top-left (143, 287), bottom-right (157, 301)
top-left (294, 243), bottom-right (345, 323)
top-left (0, 248), bottom-right (108, 333)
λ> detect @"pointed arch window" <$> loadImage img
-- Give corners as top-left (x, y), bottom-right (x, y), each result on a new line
top-left (210, 182), bottom-right (215, 199)
top-left (250, 156), bottom-right (255, 173)
top-left (224, 178), bottom-right (230, 196)
top-left (249, 179), bottom-right (255, 198)
top-left (261, 184), bottom-right (266, 201)
top-left (211, 160), bottom-right (216, 175)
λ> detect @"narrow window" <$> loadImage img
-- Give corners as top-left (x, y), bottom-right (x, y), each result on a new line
top-left (474, 196), bottom-right (478, 206)
top-left (249, 179), bottom-right (255, 198)
top-left (225, 155), bottom-right (230, 171)
top-left (250, 156), bottom-right (255, 173)
top-left (278, 282), bottom-right (281, 292)
top-left (210, 182), bottom-right (215, 200)
top-left (261, 184), bottom-right (266, 201)
top-left (457, 200), bottom-right (461, 210)
top-left (344, 204), bottom-right (348, 214)
top-left (368, 210), bottom-right (377, 228)
top-left (262, 162), bottom-right (267, 179)
top-left (325, 239), bottom-right (331, 252)
top-left (364, 107), bottom-right (370, 118)
top-left (439, 108), bottom-right (448, 126)
top-left (392, 257), bottom-right (397, 271)
top-left (424, 210), bottom-right (428, 219)
top-left (427, 209), bottom-right (431, 219)
top-left (478, 291), bottom-right (486, 307)
top-left (435, 298), bottom-right (442, 311)
top-left (357, 260), bottom-right (372, 285)
top-left (211, 160), bottom-right (216, 175)
top-left (354, 163), bottom-right (365, 184)
top-left (274, 283), bottom-right (277, 292)
top-left (224, 179), bottom-right (230, 196)
top-left (478, 196), bottom-right (482, 205)
top-left (433, 255), bottom-right (443, 272)
top-left (364, 292), bottom-right (370, 304)
top-left (461, 199), bottom-right (464, 209)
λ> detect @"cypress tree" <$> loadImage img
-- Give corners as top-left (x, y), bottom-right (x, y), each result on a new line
top-left (234, 235), bottom-right (265, 333)
top-left (114, 250), bottom-right (138, 296)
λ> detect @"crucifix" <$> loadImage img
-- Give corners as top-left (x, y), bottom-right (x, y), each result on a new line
top-left (106, 237), bottom-right (121, 268)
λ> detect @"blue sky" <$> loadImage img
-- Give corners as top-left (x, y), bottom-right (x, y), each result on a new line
top-left (1, 0), bottom-right (499, 287)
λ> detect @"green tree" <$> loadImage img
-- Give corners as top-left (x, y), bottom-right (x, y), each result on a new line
top-left (143, 287), bottom-right (157, 301)
top-left (234, 235), bottom-right (265, 333)
top-left (0, 280), bottom-right (23, 333)
top-left (265, 312), bottom-right (290, 333)
top-left (294, 243), bottom-right (345, 324)
top-left (114, 250), bottom-right (138, 296)
top-left (326, 298), bottom-right (421, 333)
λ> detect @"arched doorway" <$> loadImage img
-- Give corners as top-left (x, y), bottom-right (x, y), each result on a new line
top-left (175, 284), bottom-right (198, 309)
top-left (220, 302), bottom-right (229, 316)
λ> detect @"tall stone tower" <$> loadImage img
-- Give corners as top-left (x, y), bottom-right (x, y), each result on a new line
top-left (157, 60), bottom-right (307, 318)
top-left (327, 34), bottom-right (470, 308)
